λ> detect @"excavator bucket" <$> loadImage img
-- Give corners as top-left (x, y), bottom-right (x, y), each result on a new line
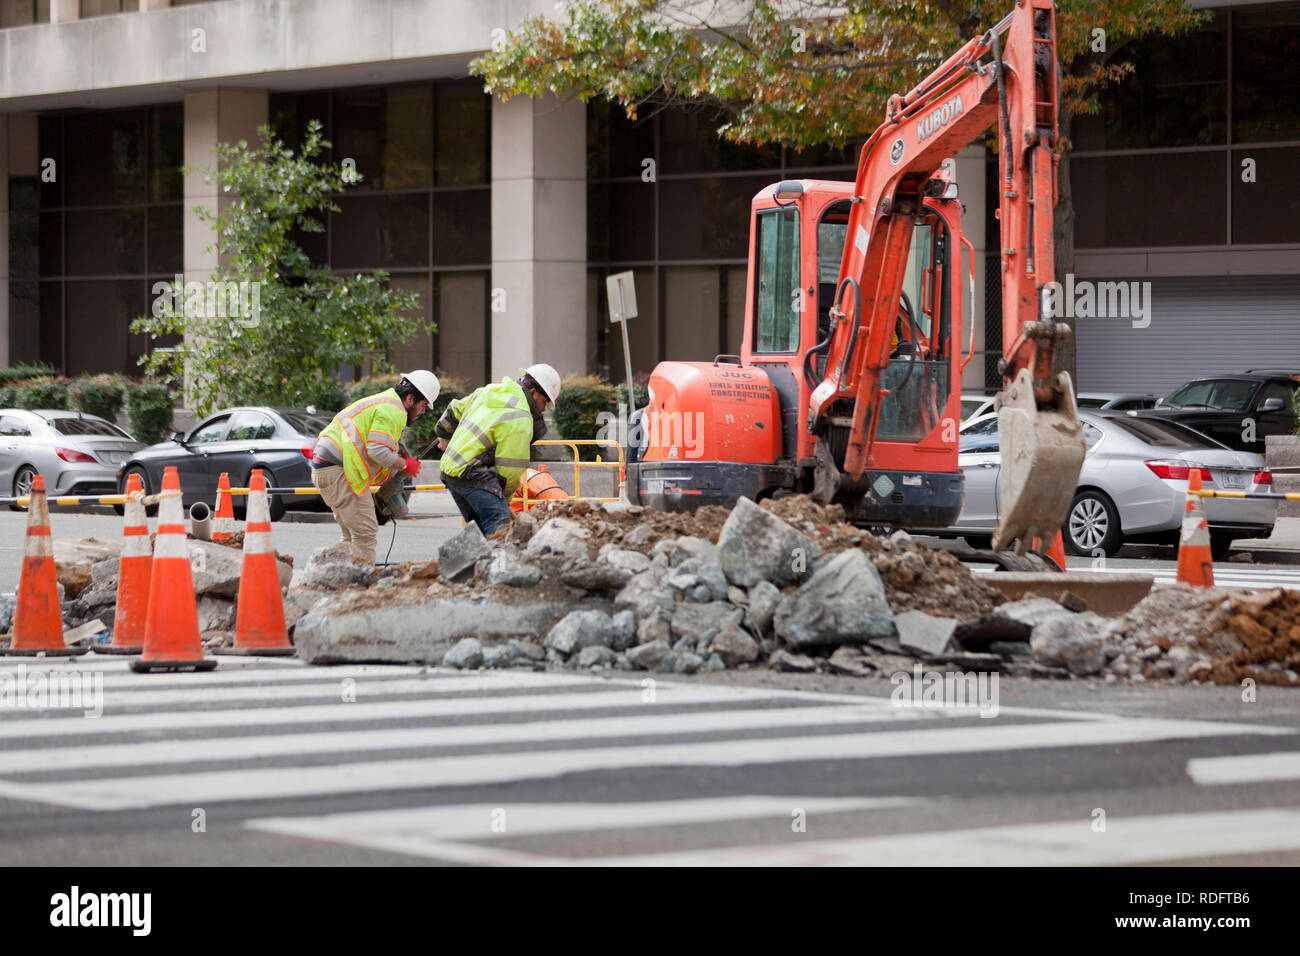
top-left (993, 369), bottom-right (1087, 554)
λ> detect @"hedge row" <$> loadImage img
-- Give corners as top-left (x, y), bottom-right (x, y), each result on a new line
top-left (0, 369), bottom-right (177, 444)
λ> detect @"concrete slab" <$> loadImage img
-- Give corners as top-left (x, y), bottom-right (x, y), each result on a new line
top-left (979, 572), bottom-right (1153, 616)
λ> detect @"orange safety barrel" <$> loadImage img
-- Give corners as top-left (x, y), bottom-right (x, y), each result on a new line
top-left (511, 467), bottom-right (568, 512)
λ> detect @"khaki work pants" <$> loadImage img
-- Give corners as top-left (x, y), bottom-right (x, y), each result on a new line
top-left (312, 465), bottom-right (378, 565)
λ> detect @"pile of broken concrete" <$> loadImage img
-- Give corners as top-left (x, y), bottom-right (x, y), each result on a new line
top-left (20, 497), bottom-right (1297, 687)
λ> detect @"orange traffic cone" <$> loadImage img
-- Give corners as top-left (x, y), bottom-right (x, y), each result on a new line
top-left (1046, 531), bottom-right (1067, 571)
top-left (131, 467), bottom-right (216, 672)
top-left (212, 472), bottom-right (237, 541)
top-left (219, 469), bottom-right (293, 656)
top-left (97, 472), bottom-right (151, 655)
top-left (1176, 470), bottom-right (1215, 587)
top-left (0, 475), bottom-right (86, 656)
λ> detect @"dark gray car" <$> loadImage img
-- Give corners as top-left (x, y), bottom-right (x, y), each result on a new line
top-left (117, 407), bottom-right (332, 521)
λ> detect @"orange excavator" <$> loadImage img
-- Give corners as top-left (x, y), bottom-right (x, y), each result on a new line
top-left (625, 0), bottom-right (1085, 553)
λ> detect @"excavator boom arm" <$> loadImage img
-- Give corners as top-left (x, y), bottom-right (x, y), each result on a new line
top-left (808, 0), bottom-right (1084, 553)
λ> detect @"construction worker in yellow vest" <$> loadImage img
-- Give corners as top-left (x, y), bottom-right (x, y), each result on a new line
top-left (435, 363), bottom-right (562, 535)
top-left (311, 370), bottom-right (440, 564)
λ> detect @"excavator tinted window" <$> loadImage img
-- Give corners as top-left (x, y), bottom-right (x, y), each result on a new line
top-left (753, 208), bottom-right (800, 353)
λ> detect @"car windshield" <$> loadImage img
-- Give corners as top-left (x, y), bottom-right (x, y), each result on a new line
top-left (1162, 379), bottom-right (1256, 411)
top-left (278, 410), bottom-right (333, 437)
top-left (1108, 416), bottom-right (1222, 449)
top-left (46, 417), bottom-right (132, 439)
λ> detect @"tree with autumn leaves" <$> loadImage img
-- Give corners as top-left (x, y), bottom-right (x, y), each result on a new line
top-left (473, 0), bottom-right (1208, 375)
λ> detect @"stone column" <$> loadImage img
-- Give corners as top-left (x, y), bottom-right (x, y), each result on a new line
top-left (490, 94), bottom-right (588, 381)
top-left (953, 145), bottom-right (987, 393)
top-left (1, 114), bottom-right (40, 369)
top-left (182, 89), bottom-right (267, 403)
top-left (50, 0), bottom-right (79, 23)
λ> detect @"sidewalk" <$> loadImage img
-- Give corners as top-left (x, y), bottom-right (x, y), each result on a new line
top-left (1229, 517), bottom-right (1300, 564)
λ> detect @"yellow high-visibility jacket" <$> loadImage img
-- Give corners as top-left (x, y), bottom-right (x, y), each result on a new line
top-left (317, 388), bottom-right (406, 495)
top-left (436, 377), bottom-right (536, 497)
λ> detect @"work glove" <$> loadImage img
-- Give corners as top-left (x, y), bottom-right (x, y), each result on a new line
top-left (403, 456), bottom-right (421, 477)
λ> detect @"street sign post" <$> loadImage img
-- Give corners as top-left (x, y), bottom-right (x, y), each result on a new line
top-left (606, 271), bottom-right (638, 414)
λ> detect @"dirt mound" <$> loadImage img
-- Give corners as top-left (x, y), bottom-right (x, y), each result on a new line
top-left (1216, 588), bottom-right (1300, 685)
top-left (508, 499), bottom-right (732, 551)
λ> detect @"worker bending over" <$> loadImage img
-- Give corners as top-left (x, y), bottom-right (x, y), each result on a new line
top-left (312, 370), bottom-right (440, 564)
top-left (436, 363), bottom-right (561, 535)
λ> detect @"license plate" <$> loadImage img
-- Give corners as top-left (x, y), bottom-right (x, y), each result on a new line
top-left (1220, 471), bottom-right (1248, 490)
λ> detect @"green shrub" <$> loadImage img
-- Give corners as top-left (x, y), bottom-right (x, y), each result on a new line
top-left (70, 374), bottom-right (128, 422)
top-left (345, 375), bottom-right (399, 405)
top-left (0, 385), bottom-right (16, 409)
top-left (614, 378), bottom-right (650, 412)
top-left (126, 383), bottom-right (176, 445)
top-left (0, 363), bottom-right (57, 386)
top-left (293, 378), bottom-right (347, 416)
top-left (555, 374), bottom-right (617, 461)
top-left (14, 378), bottom-right (69, 410)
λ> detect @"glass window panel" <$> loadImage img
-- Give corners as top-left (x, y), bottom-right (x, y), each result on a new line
top-left (330, 194), bottom-right (428, 269)
top-left (1233, 147), bottom-right (1300, 244)
top-left (38, 115), bottom-right (62, 208)
top-left (1072, 152), bottom-right (1226, 248)
top-left (660, 175), bottom-right (770, 260)
top-left (388, 274), bottom-right (432, 374)
top-left (435, 272), bottom-right (488, 384)
top-left (334, 85), bottom-right (432, 191)
top-left (226, 411), bottom-right (276, 441)
top-left (435, 80), bottom-right (489, 186)
top-left (188, 415), bottom-right (231, 444)
top-left (38, 212), bottom-right (60, 278)
top-left (787, 140), bottom-right (863, 169)
top-left (664, 267), bottom-right (721, 362)
top-left (660, 110), bottom-right (780, 173)
top-left (588, 182), bottom-right (653, 263)
top-left (752, 208), bottom-right (800, 353)
top-left (432, 189), bottom-right (490, 266)
top-left (1, 1), bottom-right (40, 27)
top-left (1072, 13), bottom-right (1227, 150)
top-left (80, 0), bottom-right (138, 16)
top-left (6, 201), bottom-right (38, 281)
top-left (292, 222), bottom-right (328, 266)
top-left (64, 208), bottom-right (144, 275)
top-left (65, 208), bottom-right (145, 275)
top-left (147, 204), bottom-right (182, 275)
top-left (39, 281), bottom-right (62, 369)
top-left (1233, 6), bottom-right (1300, 143)
top-left (64, 280), bottom-right (143, 375)
top-left (587, 100), bottom-right (656, 179)
top-left (148, 105), bottom-right (183, 203)
top-left (65, 111), bottom-right (146, 206)
top-left (269, 92), bottom-right (330, 153)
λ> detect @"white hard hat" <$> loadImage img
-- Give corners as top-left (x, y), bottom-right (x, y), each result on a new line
top-left (523, 363), bottom-right (562, 403)
top-left (401, 369), bottom-right (441, 404)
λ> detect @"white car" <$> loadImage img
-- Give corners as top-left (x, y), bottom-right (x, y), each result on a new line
top-left (959, 393), bottom-right (997, 426)
top-left (947, 411), bottom-right (1276, 557)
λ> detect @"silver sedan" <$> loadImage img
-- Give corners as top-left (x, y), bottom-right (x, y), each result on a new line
top-left (0, 409), bottom-right (144, 507)
top-left (948, 410), bottom-right (1276, 558)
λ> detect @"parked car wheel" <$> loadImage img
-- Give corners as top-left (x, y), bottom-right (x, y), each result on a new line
top-left (236, 467), bottom-right (286, 522)
top-left (1065, 489), bottom-right (1123, 557)
top-left (120, 466), bottom-right (158, 518)
top-left (10, 465), bottom-right (36, 512)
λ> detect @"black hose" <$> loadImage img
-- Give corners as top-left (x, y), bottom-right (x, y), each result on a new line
top-left (992, 30), bottom-right (1013, 187)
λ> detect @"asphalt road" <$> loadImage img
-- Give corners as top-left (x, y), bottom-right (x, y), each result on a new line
top-left (0, 659), bottom-right (1296, 866)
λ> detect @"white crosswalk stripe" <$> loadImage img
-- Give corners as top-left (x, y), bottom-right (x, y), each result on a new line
top-left (0, 658), bottom-right (1294, 865)
top-left (974, 563), bottom-right (1300, 591)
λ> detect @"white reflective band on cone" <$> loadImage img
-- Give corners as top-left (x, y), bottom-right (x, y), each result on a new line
top-left (154, 491), bottom-right (188, 559)
top-left (244, 482), bottom-right (274, 555)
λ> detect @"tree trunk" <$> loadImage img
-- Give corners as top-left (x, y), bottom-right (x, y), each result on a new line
top-left (1052, 108), bottom-right (1077, 386)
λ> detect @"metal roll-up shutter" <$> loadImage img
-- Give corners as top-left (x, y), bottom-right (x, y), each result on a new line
top-left (1075, 275), bottom-right (1300, 394)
